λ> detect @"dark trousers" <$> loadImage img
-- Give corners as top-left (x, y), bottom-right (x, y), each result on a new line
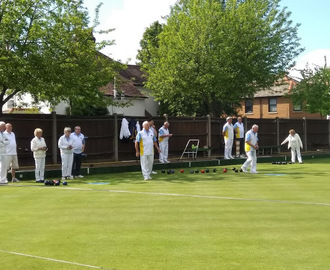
top-left (72, 153), bottom-right (83, 176)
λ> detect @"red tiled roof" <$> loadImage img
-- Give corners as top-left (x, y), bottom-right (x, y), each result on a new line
top-left (101, 65), bottom-right (147, 98)
top-left (119, 65), bottom-right (146, 86)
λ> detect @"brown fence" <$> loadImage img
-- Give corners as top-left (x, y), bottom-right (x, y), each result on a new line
top-left (2, 113), bottom-right (330, 166)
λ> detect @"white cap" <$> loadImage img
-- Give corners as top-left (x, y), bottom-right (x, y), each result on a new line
top-left (226, 116), bottom-right (232, 121)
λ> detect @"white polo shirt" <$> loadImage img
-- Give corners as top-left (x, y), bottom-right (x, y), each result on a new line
top-left (4, 131), bottom-right (17, 155)
top-left (70, 132), bottom-right (85, 154)
top-left (233, 122), bottom-right (244, 139)
top-left (245, 129), bottom-right (258, 152)
top-left (222, 122), bottom-right (234, 140)
top-left (136, 129), bottom-right (157, 156)
top-left (158, 126), bottom-right (170, 143)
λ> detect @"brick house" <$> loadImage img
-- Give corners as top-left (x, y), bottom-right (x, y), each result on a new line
top-left (236, 76), bottom-right (324, 119)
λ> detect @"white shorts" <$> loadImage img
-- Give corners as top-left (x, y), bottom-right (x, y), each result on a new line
top-left (6, 155), bottom-right (19, 170)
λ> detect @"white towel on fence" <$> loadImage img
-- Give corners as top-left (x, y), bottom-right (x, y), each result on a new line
top-left (119, 118), bottom-right (131, 139)
top-left (136, 121), bottom-right (141, 133)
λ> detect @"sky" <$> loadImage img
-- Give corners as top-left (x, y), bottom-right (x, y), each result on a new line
top-left (83, 0), bottom-right (330, 72)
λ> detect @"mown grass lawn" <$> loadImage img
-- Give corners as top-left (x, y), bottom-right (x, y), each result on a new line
top-left (1, 158), bottom-right (330, 269)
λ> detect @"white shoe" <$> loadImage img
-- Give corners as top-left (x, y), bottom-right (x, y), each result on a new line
top-left (241, 167), bottom-right (248, 173)
top-left (159, 160), bottom-right (165, 163)
top-left (78, 175), bottom-right (84, 178)
top-left (229, 156), bottom-right (234, 159)
top-left (224, 157), bottom-right (229, 160)
top-left (165, 160), bottom-right (170, 163)
top-left (240, 155), bottom-right (246, 158)
top-left (250, 171), bottom-right (259, 174)
top-left (0, 181), bottom-right (8, 185)
top-left (151, 171), bottom-right (157, 174)
top-left (69, 176), bottom-right (74, 180)
top-left (144, 177), bottom-right (149, 181)
top-left (61, 177), bottom-right (66, 180)
top-left (12, 178), bottom-right (20, 182)
top-left (148, 176), bottom-right (152, 180)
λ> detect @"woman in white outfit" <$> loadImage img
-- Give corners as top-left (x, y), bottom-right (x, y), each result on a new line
top-left (281, 129), bottom-right (303, 164)
top-left (58, 127), bottom-right (74, 180)
top-left (30, 128), bottom-right (48, 183)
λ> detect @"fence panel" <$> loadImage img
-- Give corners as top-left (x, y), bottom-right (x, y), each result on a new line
top-left (1, 114), bottom-right (329, 166)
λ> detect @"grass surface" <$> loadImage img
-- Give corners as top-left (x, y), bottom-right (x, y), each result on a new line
top-left (1, 158), bottom-right (330, 269)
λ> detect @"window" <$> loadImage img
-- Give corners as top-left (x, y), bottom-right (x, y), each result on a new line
top-left (245, 99), bottom-right (253, 113)
top-left (268, 98), bottom-right (277, 112)
top-left (293, 102), bottom-right (302, 111)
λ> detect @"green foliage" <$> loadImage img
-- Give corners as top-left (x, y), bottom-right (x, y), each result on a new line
top-left (66, 98), bottom-right (109, 116)
top-left (137, 21), bottom-right (164, 67)
top-left (291, 63), bottom-right (330, 116)
top-left (0, 0), bottom-right (122, 114)
top-left (139, 0), bottom-right (303, 116)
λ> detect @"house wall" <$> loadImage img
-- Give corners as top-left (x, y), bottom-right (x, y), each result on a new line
top-left (107, 98), bottom-right (146, 117)
top-left (238, 97), bottom-right (323, 119)
top-left (137, 86), bottom-right (159, 116)
top-left (52, 98), bottom-right (148, 117)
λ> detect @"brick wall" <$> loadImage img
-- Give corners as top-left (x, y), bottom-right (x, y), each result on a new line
top-left (238, 97), bottom-right (324, 119)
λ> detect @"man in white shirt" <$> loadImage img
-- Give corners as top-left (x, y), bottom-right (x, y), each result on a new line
top-left (233, 117), bottom-right (245, 158)
top-left (158, 122), bottom-right (172, 163)
top-left (4, 123), bottom-right (19, 182)
top-left (135, 121), bottom-right (161, 180)
top-left (148, 119), bottom-right (158, 174)
top-left (241, 124), bottom-right (259, 174)
top-left (0, 121), bottom-right (10, 184)
top-left (70, 126), bottom-right (85, 178)
top-left (222, 116), bottom-right (234, 159)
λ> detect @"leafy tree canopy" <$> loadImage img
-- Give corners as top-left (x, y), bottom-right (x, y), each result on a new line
top-left (0, 0), bottom-right (123, 115)
top-left (138, 0), bottom-right (303, 116)
top-left (291, 60), bottom-right (330, 117)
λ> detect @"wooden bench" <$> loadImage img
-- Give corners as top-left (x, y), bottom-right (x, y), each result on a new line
top-left (197, 147), bottom-right (212, 157)
top-left (257, 145), bottom-right (280, 155)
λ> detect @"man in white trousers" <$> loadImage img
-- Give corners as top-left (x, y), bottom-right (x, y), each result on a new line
top-left (241, 124), bottom-right (259, 174)
top-left (158, 122), bottom-right (172, 163)
top-left (222, 116), bottom-right (234, 159)
top-left (135, 121), bottom-right (161, 181)
top-left (4, 123), bottom-right (20, 182)
top-left (0, 121), bottom-right (10, 184)
top-left (58, 127), bottom-right (74, 180)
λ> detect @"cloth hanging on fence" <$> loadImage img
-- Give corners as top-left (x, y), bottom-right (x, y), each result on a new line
top-left (128, 119), bottom-right (141, 142)
top-left (136, 121), bottom-right (141, 133)
top-left (119, 118), bottom-right (131, 140)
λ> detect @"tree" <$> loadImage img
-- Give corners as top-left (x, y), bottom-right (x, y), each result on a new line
top-left (137, 21), bottom-right (164, 67)
top-left (0, 0), bottom-right (122, 115)
top-left (291, 61), bottom-right (330, 117)
top-left (139, 0), bottom-right (303, 116)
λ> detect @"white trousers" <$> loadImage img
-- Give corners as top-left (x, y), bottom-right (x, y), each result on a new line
top-left (0, 155), bottom-right (8, 183)
top-left (242, 151), bottom-right (257, 172)
top-left (291, 147), bottom-right (302, 163)
top-left (61, 153), bottom-right (73, 177)
top-left (159, 142), bottom-right (169, 162)
top-left (224, 138), bottom-right (234, 158)
top-left (34, 157), bottom-right (45, 181)
top-left (140, 154), bottom-right (154, 179)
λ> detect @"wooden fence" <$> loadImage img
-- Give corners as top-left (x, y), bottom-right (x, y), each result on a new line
top-left (2, 113), bottom-right (330, 166)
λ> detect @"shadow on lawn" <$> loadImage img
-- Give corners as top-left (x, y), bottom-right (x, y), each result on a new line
top-left (60, 170), bottom-right (227, 185)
